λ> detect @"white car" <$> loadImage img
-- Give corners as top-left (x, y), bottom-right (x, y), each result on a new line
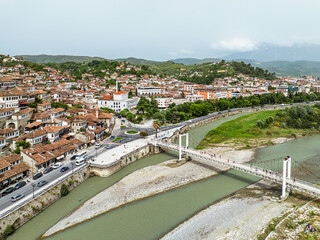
top-left (52, 162), bottom-right (62, 169)
top-left (11, 194), bottom-right (24, 202)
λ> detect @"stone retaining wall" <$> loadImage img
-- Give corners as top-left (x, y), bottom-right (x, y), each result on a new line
top-left (90, 145), bottom-right (161, 177)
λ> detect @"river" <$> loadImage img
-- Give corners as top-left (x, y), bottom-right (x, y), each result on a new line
top-left (8, 112), bottom-right (320, 240)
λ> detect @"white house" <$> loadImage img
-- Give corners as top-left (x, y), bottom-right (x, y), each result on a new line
top-left (98, 91), bottom-right (139, 112)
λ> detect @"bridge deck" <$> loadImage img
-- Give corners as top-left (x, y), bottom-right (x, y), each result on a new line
top-left (151, 140), bottom-right (320, 197)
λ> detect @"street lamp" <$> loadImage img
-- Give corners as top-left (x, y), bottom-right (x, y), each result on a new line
top-left (71, 162), bottom-right (75, 174)
top-left (95, 142), bottom-right (100, 158)
top-left (31, 183), bottom-right (36, 198)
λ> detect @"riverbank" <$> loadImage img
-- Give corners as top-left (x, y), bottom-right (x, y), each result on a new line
top-left (43, 157), bottom-right (232, 237)
top-left (42, 135), bottom-right (296, 238)
top-left (197, 110), bottom-right (317, 150)
top-left (161, 179), bottom-right (311, 240)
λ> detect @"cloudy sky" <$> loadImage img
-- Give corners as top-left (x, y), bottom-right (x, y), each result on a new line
top-left (1, 0), bottom-right (319, 60)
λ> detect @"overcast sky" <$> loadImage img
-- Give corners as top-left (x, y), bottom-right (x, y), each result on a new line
top-left (1, 0), bottom-right (320, 60)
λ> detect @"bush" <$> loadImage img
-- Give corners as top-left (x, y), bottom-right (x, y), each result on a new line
top-left (60, 184), bottom-right (69, 197)
top-left (286, 220), bottom-right (296, 229)
top-left (2, 224), bottom-right (14, 238)
top-left (266, 130), bottom-right (272, 136)
top-left (68, 180), bottom-right (73, 186)
top-left (256, 120), bottom-right (265, 128)
top-left (140, 131), bottom-right (148, 137)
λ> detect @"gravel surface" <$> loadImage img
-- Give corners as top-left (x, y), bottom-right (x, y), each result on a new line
top-left (161, 180), bottom-right (292, 240)
top-left (43, 158), bottom-right (228, 237)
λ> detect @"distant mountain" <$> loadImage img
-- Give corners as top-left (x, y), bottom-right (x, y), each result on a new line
top-left (223, 44), bottom-right (320, 62)
top-left (18, 54), bottom-right (106, 63)
top-left (115, 57), bottom-right (161, 65)
top-left (171, 58), bottom-right (220, 65)
top-left (251, 61), bottom-right (320, 77)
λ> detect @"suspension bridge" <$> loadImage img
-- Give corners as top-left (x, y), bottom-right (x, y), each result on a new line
top-left (150, 133), bottom-right (320, 198)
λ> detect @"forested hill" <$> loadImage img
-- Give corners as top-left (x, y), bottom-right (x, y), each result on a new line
top-left (172, 60), bottom-right (276, 84)
top-left (18, 54), bottom-right (105, 63)
top-left (2, 54), bottom-right (276, 83)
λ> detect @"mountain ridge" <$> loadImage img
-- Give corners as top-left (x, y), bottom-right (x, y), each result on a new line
top-left (13, 54), bottom-right (320, 77)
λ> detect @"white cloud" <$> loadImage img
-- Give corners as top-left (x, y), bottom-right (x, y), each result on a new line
top-left (179, 49), bottom-right (194, 55)
top-left (211, 38), bottom-right (258, 52)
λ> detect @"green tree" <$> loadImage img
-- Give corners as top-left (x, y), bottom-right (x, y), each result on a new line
top-left (153, 119), bottom-right (161, 138)
top-left (60, 184), bottom-right (69, 196)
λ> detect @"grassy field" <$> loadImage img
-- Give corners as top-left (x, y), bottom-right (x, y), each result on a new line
top-left (112, 137), bottom-right (123, 143)
top-left (126, 130), bottom-right (138, 134)
top-left (197, 110), bottom-right (315, 149)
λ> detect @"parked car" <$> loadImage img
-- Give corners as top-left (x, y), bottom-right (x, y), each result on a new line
top-left (15, 181), bottom-right (26, 190)
top-left (11, 193), bottom-right (24, 202)
top-left (33, 172), bottom-right (43, 180)
top-left (70, 155), bottom-right (78, 161)
top-left (43, 167), bottom-right (53, 174)
top-left (52, 163), bottom-right (62, 169)
top-left (110, 136), bottom-right (115, 140)
top-left (2, 187), bottom-right (15, 197)
top-left (105, 144), bottom-right (114, 149)
top-left (37, 180), bottom-right (48, 187)
top-left (60, 167), bottom-right (69, 172)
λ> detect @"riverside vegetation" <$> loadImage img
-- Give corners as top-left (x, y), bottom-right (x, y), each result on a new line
top-left (197, 104), bottom-right (320, 149)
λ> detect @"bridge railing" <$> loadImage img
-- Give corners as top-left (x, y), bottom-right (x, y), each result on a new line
top-left (151, 140), bottom-right (320, 196)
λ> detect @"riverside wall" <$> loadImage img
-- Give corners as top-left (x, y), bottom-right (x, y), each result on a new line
top-left (89, 144), bottom-right (162, 177)
top-left (0, 167), bottom-right (90, 237)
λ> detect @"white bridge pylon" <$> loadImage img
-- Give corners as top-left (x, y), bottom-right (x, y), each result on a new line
top-left (282, 156), bottom-right (292, 198)
top-left (179, 133), bottom-right (189, 160)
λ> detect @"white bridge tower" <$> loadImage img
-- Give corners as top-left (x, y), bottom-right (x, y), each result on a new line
top-left (179, 133), bottom-right (189, 161)
top-left (282, 156), bottom-right (292, 199)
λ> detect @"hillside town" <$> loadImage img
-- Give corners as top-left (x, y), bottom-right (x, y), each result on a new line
top-left (0, 54), bottom-right (319, 192)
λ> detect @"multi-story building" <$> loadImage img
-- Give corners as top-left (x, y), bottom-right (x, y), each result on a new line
top-left (137, 86), bottom-right (164, 96)
top-left (0, 89), bottom-right (28, 109)
top-left (0, 154), bottom-right (29, 189)
top-left (0, 77), bottom-right (16, 91)
top-left (156, 97), bottom-right (174, 109)
top-left (98, 91), bottom-right (139, 112)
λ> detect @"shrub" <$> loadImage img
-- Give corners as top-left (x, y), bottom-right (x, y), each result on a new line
top-left (256, 120), bottom-right (265, 129)
top-left (140, 131), bottom-right (148, 137)
top-left (68, 180), bottom-right (73, 186)
top-left (60, 184), bottom-right (69, 197)
top-left (2, 224), bottom-right (14, 238)
top-left (286, 220), bottom-right (296, 229)
top-left (291, 133), bottom-right (297, 139)
top-left (266, 116), bottom-right (274, 125)
top-left (266, 130), bottom-right (272, 136)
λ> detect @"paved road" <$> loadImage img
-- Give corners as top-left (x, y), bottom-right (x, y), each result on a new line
top-left (0, 162), bottom-right (86, 211)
